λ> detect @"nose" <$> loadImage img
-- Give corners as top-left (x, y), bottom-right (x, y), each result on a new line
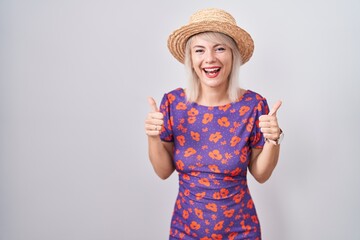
top-left (205, 50), bottom-right (216, 63)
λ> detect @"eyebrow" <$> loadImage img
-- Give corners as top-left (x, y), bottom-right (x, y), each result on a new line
top-left (192, 44), bottom-right (225, 49)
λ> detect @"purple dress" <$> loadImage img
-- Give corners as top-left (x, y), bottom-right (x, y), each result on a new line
top-left (160, 88), bottom-right (269, 240)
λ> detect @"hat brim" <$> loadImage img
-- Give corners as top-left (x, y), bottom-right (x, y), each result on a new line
top-left (167, 21), bottom-right (254, 64)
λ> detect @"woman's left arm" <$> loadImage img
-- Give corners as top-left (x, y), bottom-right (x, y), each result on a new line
top-left (249, 101), bottom-right (283, 183)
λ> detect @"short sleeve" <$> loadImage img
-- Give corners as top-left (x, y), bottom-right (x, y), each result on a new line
top-left (159, 93), bottom-right (174, 142)
top-left (249, 98), bottom-right (269, 149)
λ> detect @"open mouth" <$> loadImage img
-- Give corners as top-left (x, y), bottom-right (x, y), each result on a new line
top-left (203, 67), bottom-right (221, 78)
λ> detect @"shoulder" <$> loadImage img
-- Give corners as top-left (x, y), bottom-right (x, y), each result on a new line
top-left (165, 88), bottom-right (185, 98)
top-left (162, 88), bottom-right (186, 103)
top-left (242, 89), bottom-right (269, 114)
top-left (244, 89), bottom-right (267, 102)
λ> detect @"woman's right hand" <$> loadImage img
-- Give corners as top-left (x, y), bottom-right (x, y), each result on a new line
top-left (145, 97), bottom-right (164, 137)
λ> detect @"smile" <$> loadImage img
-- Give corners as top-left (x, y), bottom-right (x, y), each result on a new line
top-left (203, 67), bottom-right (221, 78)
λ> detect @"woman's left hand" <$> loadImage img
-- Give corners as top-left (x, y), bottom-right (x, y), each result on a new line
top-left (259, 100), bottom-right (282, 142)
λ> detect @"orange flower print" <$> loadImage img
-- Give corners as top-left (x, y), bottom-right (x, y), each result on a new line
top-left (190, 171), bottom-right (200, 177)
top-left (190, 221), bottom-right (201, 230)
top-left (225, 152), bottom-right (232, 159)
top-left (230, 136), bottom-right (241, 147)
top-left (201, 145), bottom-right (208, 150)
top-left (176, 199), bottom-right (182, 209)
top-left (167, 93), bottom-right (176, 103)
top-left (219, 103), bottom-right (231, 112)
top-left (208, 164), bottom-right (220, 173)
top-left (240, 154), bottom-right (247, 163)
top-left (223, 209), bottom-right (235, 218)
top-left (176, 160), bottom-right (184, 170)
top-left (209, 149), bottom-right (222, 160)
top-left (239, 105), bottom-right (250, 116)
top-left (251, 215), bottom-right (259, 224)
top-left (188, 116), bottom-right (197, 124)
top-left (202, 113), bottom-right (213, 124)
top-left (209, 132), bottom-right (223, 143)
top-left (247, 199), bottom-right (254, 209)
top-left (169, 116), bottom-right (174, 128)
top-left (176, 102), bottom-right (187, 110)
top-left (191, 131), bottom-right (200, 141)
top-left (184, 189), bottom-right (190, 196)
top-left (224, 176), bottom-right (235, 182)
top-left (230, 167), bottom-right (241, 176)
top-left (217, 117), bottom-right (230, 127)
top-left (195, 192), bottom-right (206, 200)
top-left (246, 117), bottom-right (254, 132)
top-left (233, 191), bottom-right (245, 204)
top-left (211, 233), bottom-right (223, 240)
top-left (220, 188), bottom-right (229, 198)
top-left (184, 147), bottom-right (196, 157)
top-left (182, 209), bottom-right (189, 219)
top-left (187, 108), bottom-right (199, 116)
top-left (242, 146), bottom-right (249, 155)
top-left (176, 135), bottom-right (185, 146)
top-left (163, 89), bottom-right (267, 238)
top-left (256, 93), bottom-right (263, 100)
top-left (228, 232), bottom-right (238, 240)
top-left (213, 192), bottom-right (221, 200)
top-left (182, 174), bottom-right (190, 180)
top-left (184, 224), bottom-right (191, 235)
top-left (205, 203), bottom-right (218, 212)
top-left (195, 208), bottom-right (204, 220)
top-left (213, 220), bottom-right (224, 230)
top-left (198, 178), bottom-right (210, 187)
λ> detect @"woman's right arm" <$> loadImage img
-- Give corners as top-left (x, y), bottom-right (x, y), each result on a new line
top-left (145, 97), bottom-right (175, 180)
top-left (147, 136), bottom-right (175, 179)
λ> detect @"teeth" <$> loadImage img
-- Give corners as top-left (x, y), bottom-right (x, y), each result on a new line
top-left (204, 68), bottom-right (220, 73)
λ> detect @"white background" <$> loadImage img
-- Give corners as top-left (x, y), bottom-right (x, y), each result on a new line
top-left (1, 0), bottom-right (359, 239)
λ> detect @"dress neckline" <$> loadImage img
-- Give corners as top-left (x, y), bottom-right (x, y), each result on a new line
top-left (179, 88), bottom-right (251, 108)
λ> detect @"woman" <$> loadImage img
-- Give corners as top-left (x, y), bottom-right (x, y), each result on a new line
top-left (145, 8), bottom-right (284, 240)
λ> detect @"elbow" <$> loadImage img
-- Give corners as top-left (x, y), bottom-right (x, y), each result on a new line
top-left (154, 168), bottom-right (174, 180)
top-left (157, 173), bottom-right (171, 180)
top-left (255, 176), bottom-right (269, 184)
top-left (253, 172), bottom-right (272, 184)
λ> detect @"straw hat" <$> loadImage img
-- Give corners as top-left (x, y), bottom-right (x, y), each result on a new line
top-left (167, 8), bottom-right (254, 64)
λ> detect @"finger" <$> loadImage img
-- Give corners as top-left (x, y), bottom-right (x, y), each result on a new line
top-left (147, 112), bottom-right (164, 121)
top-left (145, 123), bottom-right (162, 131)
top-left (145, 118), bottom-right (164, 126)
top-left (259, 115), bottom-right (277, 123)
top-left (148, 97), bottom-right (159, 112)
top-left (269, 100), bottom-right (282, 116)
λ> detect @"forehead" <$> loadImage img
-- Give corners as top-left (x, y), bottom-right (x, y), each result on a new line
top-left (190, 35), bottom-right (223, 47)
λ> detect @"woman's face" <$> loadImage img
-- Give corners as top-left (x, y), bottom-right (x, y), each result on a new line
top-left (190, 35), bottom-right (233, 90)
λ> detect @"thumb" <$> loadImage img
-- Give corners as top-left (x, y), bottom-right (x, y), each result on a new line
top-left (269, 100), bottom-right (282, 116)
top-left (147, 97), bottom-right (159, 112)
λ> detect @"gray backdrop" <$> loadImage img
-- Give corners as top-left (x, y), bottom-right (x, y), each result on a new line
top-left (1, 0), bottom-right (359, 239)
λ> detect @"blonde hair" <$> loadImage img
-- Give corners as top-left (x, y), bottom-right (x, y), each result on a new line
top-left (184, 32), bottom-right (242, 103)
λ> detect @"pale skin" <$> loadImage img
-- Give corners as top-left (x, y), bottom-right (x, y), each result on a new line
top-left (145, 35), bottom-right (282, 183)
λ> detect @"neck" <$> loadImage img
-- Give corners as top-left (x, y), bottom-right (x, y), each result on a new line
top-left (197, 85), bottom-right (230, 106)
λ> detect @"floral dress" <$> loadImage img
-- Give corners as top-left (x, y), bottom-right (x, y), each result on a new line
top-left (160, 88), bottom-right (269, 240)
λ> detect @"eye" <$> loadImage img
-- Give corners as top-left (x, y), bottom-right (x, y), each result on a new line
top-left (194, 48), bottom-right (204, 53)
top-left (216, 47), bottom-right (226, 52)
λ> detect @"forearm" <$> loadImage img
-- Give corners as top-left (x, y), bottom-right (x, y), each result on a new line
top-left (148, 136), bottom-right (175, 180)
top-left (249, 142), bottom-right (280, 183)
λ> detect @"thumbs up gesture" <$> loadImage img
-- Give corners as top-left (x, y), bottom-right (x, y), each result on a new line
top-left (259, 100), bottom-right (282, 143)
top-left (145, 97), bottom-right (164, 137)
